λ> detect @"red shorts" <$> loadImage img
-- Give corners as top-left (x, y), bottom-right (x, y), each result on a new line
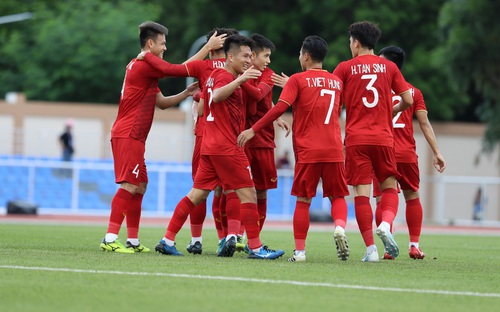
top-left (291, 162), bottom-right (349, 198)
top-left (111, 138), bottom-right (148, 186)
top-left (245, 148), bottom-right (278, 190)
top-left (346, 145), bottom-right (400, 186)
top-left (396, 162), bottom-right (420, 192)
top-left (372, 162), bottom-right (419, 196)
top-left (191, 135), bottom-right (202, 180)
top-left (194, 149), bottom-right (254, 191)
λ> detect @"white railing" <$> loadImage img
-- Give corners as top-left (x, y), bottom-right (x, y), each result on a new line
top-left (423, 175), bottom-right (500, 226)
top-left (1, 158), bottom-right (499, 226)
top-left (0, 158), bottom-right (295, 220)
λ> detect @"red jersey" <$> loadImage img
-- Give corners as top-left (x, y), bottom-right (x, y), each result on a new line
top-left (112, 53), bottom-right (188, 142)
top-left (245, 67), bottom-right (276, 149)
top-left (278, 69), bottom-right (344, 163)
top-left (333, 54), bottom-right (409, 147)
top-left (186, 58), bottom-right (226, 137)
top-left (392, 82), bottom-right (426, 163)
top-left (200, 68), bottom-right (245, 155)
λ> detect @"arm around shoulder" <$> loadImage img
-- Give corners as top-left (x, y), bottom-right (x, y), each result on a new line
top-left (143, 52), bottom-right (189, 77)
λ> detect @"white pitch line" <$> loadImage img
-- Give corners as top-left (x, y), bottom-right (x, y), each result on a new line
top-left (1, 265), bottom-right (499, 298)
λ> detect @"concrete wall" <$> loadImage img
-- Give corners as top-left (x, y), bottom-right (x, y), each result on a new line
top-left (1, 93), bottom-right (499, 223)
top-left (0, 93), bottom-right (189, 161)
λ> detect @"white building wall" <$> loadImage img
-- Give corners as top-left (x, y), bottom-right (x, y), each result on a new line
top-left (1, 96), bottom-right (499, 223)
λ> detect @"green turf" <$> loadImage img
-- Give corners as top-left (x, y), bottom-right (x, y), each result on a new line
top-left (0, 223), bottom-right (499, 312)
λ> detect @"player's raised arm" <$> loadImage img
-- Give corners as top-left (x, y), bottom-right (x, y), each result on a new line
top-left (183, 31), bottom-right (227, 64)
top-left (212, 66), bottom-right (261, 102)
top-left (155, 82), bottom-right (199, 110)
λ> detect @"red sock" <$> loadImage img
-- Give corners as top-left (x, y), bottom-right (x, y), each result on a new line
top-left (241, 202), bottom-right (261, 249)
top-left (375, 200), bottom-right (394, 232)
top-left (107, 188), bottom-right (132, 235)
top-left (375, 200), bottom-right (382, 227)
top-left (165, 196), bottom-right (195, 241)
top-left (330, 197), bottom-right (347, 229)
top-left (126, 193), bottom-right (143, 239)
top-left (381, 188), bottom-right (398, 224)
top-left (293, 201), bottom-right (311, 250)
top-left (238, 223), bottom-right (245, 236)
top-left (211, 194), bottom-right (224, 240)
top-left (354, 196), bottom-right (374, 247)
top-left (406, 198), bottom-right (423, 243)
top-left (220, 193), bottom-right (228, 237)
top-left (189, 199), bottom-right (206, 238)
top-left (257, 198), bottom-right (267, 230)
top-left (225, 192), bottom-right (240, 236)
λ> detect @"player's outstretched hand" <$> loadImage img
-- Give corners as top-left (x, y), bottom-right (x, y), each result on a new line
top-left (434, 153), bottom-right (446, 173)
top-left (237, 128), bottom-right (256, 147)
top-left (271, 72), bottom-right (289, 88)
top-left (205, 31), bottom-right (227, 51)
top-left (276, 117), bottom-right (291, 137)
top-left (185, 82), bottom-right (200, 96)
top-left (136, 51), bottom-right (149, 60)
top-left (240, 65), bottom-right (262, 82)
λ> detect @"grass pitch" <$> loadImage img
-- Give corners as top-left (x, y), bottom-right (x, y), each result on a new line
top-left (0, 223), bottom-right (499, 312)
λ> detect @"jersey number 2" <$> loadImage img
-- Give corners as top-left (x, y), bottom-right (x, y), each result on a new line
top-left (392, 94), bottom-right (405, 128)
top-left (206, 88), bottom-right (215, 122)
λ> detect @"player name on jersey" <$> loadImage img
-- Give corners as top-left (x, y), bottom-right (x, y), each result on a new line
top-left (206, 77), bottom-right (214, 88)
top-left (350, 63), bottom-right (387, 75)
top-left (305, 77), bottom-right (341, 89)
top-left (211, 60), bottom-right (225, 68)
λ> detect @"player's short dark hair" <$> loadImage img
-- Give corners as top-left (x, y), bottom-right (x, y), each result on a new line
top-left (206, 27), bottom-right (239, 41)
top-left (348, 21), bottom-right (381, 50)
top-left (206, 28), bottom-right (239, 53)
top-left (249, 33), bottom-right (275, 54)
top-left (139, 21), bottom-right (168, 48)
top-left (378, 45), bottom-right (406, 70)
top-left (223, 34), bottom-right (254, 56)
top-left (301, 35), bottom-right (328, 62)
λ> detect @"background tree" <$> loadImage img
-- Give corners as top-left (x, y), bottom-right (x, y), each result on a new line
top-left (1, 0), bottom-right (161, 103)
top-left (437, 0), bottom-right (500, 154)
top-left (157, 0), bottom-right (461, 120)
top-left (1, 0), bottom-right (495, 154)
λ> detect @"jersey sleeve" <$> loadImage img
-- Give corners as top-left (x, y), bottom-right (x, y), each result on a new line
top-left (278, 74), bottom-right (300, 106)
top-left (240, 79), bottom-right (271, 102)
top-left (251, 101), bottom-right (288, 133)
top-left (143, 53), bottom-right (189, 78)
top-left (332, 62), bottom-right (345, 82)
top-left (413, 86), bottom-right (427, 112)
top-left (185, 60), bottom-right (204, 80)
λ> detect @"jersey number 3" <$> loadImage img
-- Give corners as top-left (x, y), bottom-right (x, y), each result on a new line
top-left (361, 74), bottom-right (379, 108)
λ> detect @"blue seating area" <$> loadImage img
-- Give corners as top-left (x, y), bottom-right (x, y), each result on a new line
top-left (0, 156), bottom-right (353, 220)
top-left (0, 157), bottom-right (214, 214)
top-left (1, 166), bottom-right (30, 202)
